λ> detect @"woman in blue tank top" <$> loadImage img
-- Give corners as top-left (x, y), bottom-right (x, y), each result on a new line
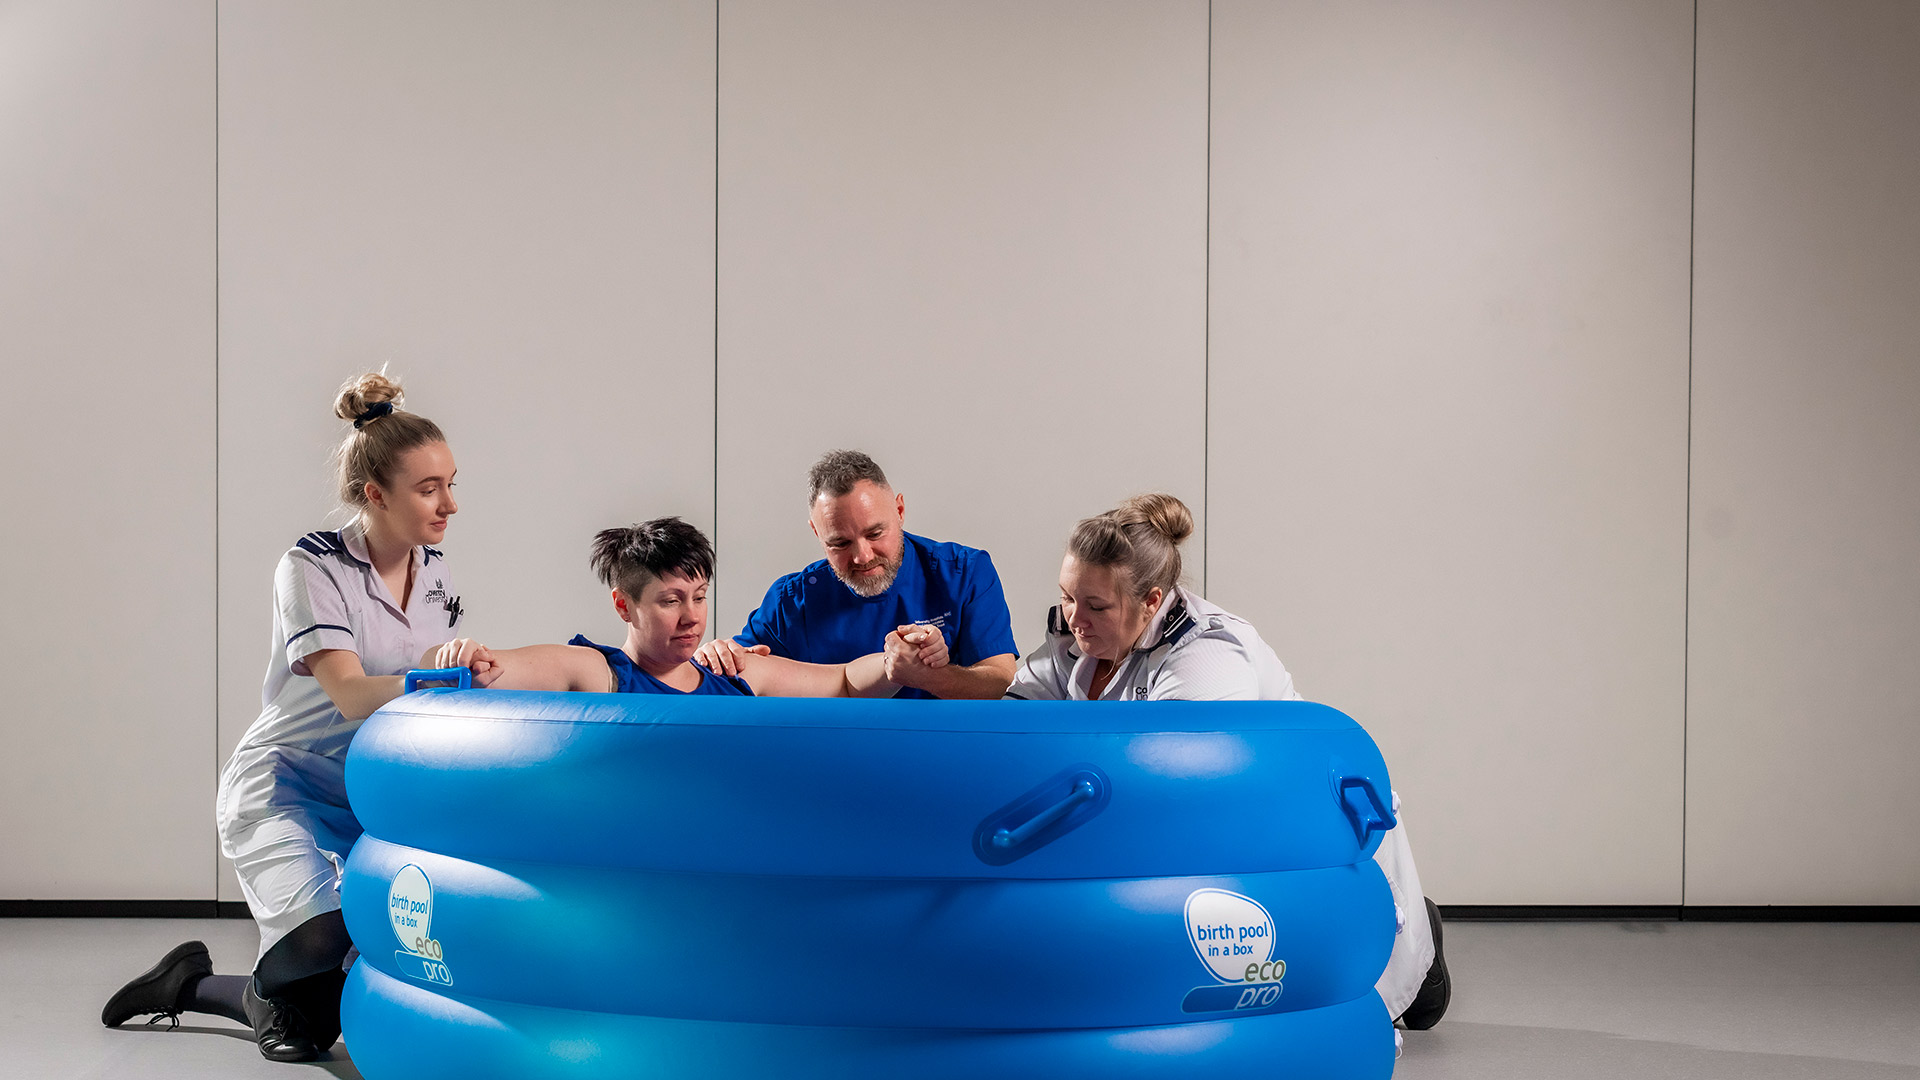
top-left (481, 518), bottom-right (897, 697)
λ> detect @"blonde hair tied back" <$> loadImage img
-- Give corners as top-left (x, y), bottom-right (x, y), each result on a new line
top-left (333, 369), bottom-right (402, 423)
top-left (330, 369), bottom-right (446, 512)
top-left (1066, 492), bottom-right (1194, 601)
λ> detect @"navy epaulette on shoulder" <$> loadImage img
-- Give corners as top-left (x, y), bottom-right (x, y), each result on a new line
top-left (296, 531), bottom-right (346, 558)
top-left (1046, 604), bottom-right (1071, 638)
top-left (1146, 597), bottom-right (1197, 651)
top-left (296, 530), bottom-right (367, 566)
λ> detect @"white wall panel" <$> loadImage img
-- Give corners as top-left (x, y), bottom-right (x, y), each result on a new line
top-left (715, 0), bottom-right (1209, 649)
top-left (217, 1), bottom-right (716, 898)
top-left (0, 1), bottom-right (215, 897)
top-left (11, 0), bottom-right (1912, 909)
top-left (1209, 1), bottom-right (1694, 904)
top-left (1686, 0), bottom-right (1920, 904)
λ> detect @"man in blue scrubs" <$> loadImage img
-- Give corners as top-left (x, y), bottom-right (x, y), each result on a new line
top-left (698, 450), bottom-right (1017, 699)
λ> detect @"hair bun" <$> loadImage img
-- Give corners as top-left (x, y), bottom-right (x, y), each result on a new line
top-left (1119, 493), bottom-right (1194, 546)
top-left (334, 370), bottom-right (404, 423)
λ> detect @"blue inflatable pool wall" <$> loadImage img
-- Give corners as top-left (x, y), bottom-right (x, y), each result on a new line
top-left (339, 691), bottom-right (1402, 1079)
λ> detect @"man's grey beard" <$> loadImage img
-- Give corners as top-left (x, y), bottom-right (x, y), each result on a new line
top-left (835, 554), bottom-right (903, 597)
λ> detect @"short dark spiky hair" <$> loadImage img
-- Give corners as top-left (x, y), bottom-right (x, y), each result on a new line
top-left (588, 517), bottom-right (715, 597)
top-left (807, 449), bottom-right (889, 505)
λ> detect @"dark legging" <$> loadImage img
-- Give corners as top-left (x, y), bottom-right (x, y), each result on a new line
top-left (183, 910), bottom-right (352, 1047)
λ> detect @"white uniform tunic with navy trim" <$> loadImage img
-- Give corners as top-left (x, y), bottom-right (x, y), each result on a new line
top-left (216, 519), bottom-right (462, 960)
top-left (1005, 586), bottom-right (1435, 1019)
top-left (1004, 586), bottom-right (1294, 703)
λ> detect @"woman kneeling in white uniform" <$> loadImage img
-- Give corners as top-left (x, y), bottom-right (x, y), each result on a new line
top-left (102, 372), bottom-right (492, 1061)
top-left (1005, 493), bottom-right (1450, 1030)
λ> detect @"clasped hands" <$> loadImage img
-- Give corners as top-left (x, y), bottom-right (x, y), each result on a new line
top-left (881, 623), bottom-right (949, 688)
top-left (691, 625), bottom-right (950, 690)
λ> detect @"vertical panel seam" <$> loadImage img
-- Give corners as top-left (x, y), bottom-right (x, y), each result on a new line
top-left (713, 0), bottom-right (722, 626)
top-left (1202, 0), bottom-right (1212, 596)
top-left (211, 0), bottom-right (222, 904)
top-left (1682, 0), bottom-right (1699, 908)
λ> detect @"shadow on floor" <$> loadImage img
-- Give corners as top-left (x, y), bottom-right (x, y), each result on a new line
top-left (107, 1025), bottom-right (363, 1079)
top-left (1400, 1022), bottom-right (1920, 1080)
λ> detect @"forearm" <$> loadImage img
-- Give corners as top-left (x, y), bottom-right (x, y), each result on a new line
top-left (914, 655), bottom-right (1016, 700)
top-left (738, 652), bottom-right (896, 698)
top-left (307, 651), bottom-right (408, 721)
top-left (334, 674), bottom-right (406, 720)
top-left (841, 653), bottom-right (899, 698)
top-left (485, 645), bottom-right (607, 692)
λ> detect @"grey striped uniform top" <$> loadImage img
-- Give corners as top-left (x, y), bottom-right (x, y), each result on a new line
top-left (1004, 585), bottom-right (1297, 702)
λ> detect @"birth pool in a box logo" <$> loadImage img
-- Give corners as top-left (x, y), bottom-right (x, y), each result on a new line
top-left (1181, 887), bottom-right (1287, 1015)
top-left (389, 863), bottom-right (454, 987)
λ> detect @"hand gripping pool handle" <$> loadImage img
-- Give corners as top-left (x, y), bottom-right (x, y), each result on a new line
top-left (404, 668), bottom-right (472, 693)
top-left (1334, 773), bottom-right (1397, 845)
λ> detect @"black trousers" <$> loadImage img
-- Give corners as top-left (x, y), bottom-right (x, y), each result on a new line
top-left (257, 909), bottom-right (352, 1047)
top-left (183, 909), bottom-right (355, 1047)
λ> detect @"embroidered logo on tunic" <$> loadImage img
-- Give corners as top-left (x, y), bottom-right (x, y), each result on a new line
top-left (424, 579), bottom-right (447, 605)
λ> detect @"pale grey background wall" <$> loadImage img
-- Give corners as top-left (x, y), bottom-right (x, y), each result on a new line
top-left (714, 0), bottom-right (1209, 647)
top-left (2, 0), bottom-right (1913, 907)
top-left (212, 0), bottom-right (716, 901)
top-left (0, 0), bottom-right (216, 898)
top-left (1208, 0), bottom-right (1693, 905)
top-left (1686, 0), bottom-right (1920, 905)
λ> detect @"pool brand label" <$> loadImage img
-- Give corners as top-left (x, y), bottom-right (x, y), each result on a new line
top-left (1181, 887), bottom-right (1286, 1015)
top-left (388, 863), bottom-right (454, 987)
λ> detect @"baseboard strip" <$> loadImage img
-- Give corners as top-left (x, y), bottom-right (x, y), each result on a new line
top-left (0, 900), bottom-right (252, 918)
top-left (1443, 904), bottom-right (1920, 921)
top-left (3, 900), bottom-right (1913, 922)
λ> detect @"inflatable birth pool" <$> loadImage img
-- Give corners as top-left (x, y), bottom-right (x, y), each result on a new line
top-left (337, 679), bottom-right (1404, 1079)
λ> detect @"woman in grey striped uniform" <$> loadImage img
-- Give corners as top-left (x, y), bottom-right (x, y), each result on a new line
top-left (1005, 493), bottom-right (1451, 1032)
top-left (102, 371), bottom-right (493, 1062)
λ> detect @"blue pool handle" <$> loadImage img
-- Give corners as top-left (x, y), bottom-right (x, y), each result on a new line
top-left (404, 668), bottom-right (472, 693)
top-left (972, 766), bottom-right (1112, 866)
top-left (1334, 773), bottom-right (1396, 843)
top-left (992, 778), bottom-right (1100, 851)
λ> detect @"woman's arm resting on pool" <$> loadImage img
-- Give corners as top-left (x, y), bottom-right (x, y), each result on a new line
top-left (425, 638), bottom-right (501, 688)
top-left (482, 644), bottom-right (615, 692)
top-left (731, 651), bottom-right (898, 698)
top-left (307, 639), bottom-right (496, 719)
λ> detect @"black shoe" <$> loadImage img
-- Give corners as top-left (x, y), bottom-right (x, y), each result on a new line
top-left (1398, 897), bottom-right (1451, 1030)
top-left (243, 982), bottom-right (319, 1063)
top-left (100, 941), bottom-right (212, 1028)
top-left (274, 967), bottom-right (347, 1052)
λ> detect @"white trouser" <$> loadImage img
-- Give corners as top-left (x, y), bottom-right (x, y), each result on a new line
top-left (1371, 800), bottom-right (1435, 1019)
top-left (217, 745), bottom-right (363, 963)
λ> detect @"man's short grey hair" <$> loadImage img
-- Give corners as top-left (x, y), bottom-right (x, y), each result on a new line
top-left (808, 449), bottom-right (890, 504)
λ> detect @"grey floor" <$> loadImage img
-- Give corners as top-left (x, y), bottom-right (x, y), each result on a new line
top-left (3, 918), bottom-right (1916, 1079)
